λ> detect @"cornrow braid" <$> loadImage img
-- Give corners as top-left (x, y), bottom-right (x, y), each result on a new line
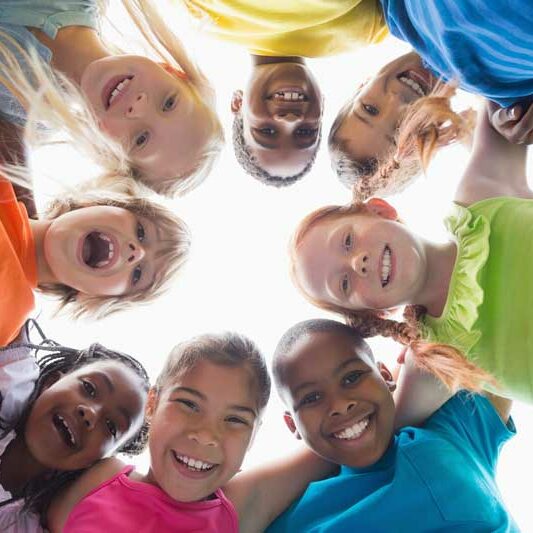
top-left (0, 321), bottom-right (150, 521)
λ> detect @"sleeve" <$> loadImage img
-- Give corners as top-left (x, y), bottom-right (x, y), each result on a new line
top-left (0, 327), bottom-right (38, 425)
top-left (423, 391), bottom-right (515, 474)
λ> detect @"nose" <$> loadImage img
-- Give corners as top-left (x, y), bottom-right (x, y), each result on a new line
top-left (273, 110), bottom-right (303, 123)
top-left (329, 398), bottom-right (357, 417)
top-left (127, 242), bottom-right (145, 264)
top-left (351, 251), bottom-right (369, 277)
top-left (126, 92), bottom-right (148, 118)
top-left (77, 404), bottom-right (98, 430)
top-left (187, 424), bottom-right (219, 447)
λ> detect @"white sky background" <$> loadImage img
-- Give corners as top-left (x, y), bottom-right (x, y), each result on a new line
top-left (29, 2), bottom-right (532, 529)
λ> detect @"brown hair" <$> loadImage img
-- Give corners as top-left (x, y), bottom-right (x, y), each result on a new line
top-left (155, 332), bottom-right (271, 413)
top-left (290, 201), bottom-right (497, 393)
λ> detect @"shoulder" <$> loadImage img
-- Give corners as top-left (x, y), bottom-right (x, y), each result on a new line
top-left (47, 457), bottom-right (125, 532)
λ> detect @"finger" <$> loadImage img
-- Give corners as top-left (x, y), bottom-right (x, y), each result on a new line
top-left (504, 103), bottom-right (533, 144)
top-left (490, 104), bottom-right (522, 131)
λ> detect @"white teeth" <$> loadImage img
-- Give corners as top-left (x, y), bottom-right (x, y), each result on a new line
top-left (333, 417), bottom-right (370, 440)
top-left (272, 91), bottom-right (306, 102)
top-left (57, 415), bottom-right (76, 446)
top-left (398, 76), bottom-right (425, 96)
top-left (108, 77), bottom-right (132, 106)
top-left (381, 247), bottom-right (391, 287)
top-left (176, 453), bottom-right (215, 471)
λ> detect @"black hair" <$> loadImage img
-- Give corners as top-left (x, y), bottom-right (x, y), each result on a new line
top-left (0, 320), bottom-right (150, 522)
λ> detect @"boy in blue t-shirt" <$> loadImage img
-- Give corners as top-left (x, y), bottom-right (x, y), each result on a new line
top-left (268, 319), bottom-right (518, 532)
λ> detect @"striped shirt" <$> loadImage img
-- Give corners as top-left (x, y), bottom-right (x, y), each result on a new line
top-left (380, 0), bottom-right (533, 107)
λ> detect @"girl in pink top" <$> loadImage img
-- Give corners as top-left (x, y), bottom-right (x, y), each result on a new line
top-left (48, 332), bottom-right (334, 533)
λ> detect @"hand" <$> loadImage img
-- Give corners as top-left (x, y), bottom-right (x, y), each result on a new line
top-left (488, 101), bottom-right (533, 145)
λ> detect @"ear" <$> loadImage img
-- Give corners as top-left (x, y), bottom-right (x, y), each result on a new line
top-left (283, 411), bottom-right (302, 440)
top-left (365, 198), bottom-right (398, 221)
top-left (377, 361), bottom-right (397, 393)
top-left (145, 388), bottom-right (159, 421)
top-left (231, 90), bottom-right (243, 114)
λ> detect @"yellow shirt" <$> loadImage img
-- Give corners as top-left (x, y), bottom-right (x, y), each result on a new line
top-left (182, 0), bottom-right (388, 57)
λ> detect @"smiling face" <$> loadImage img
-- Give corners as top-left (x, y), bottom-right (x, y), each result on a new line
top-left (294, 202), bottom-right (427, 311)
top-left (80, 55), bottom-right (214, 183)
top-left (333, 52), bottom-right (436, 165)
top-left (145, 360), bottom-right (259, 502)
top-left (24, 361), bottom-right (146, 471)
top-left (233, 62), bottom-right (323, 177)
top-left (43, 205), bottom-right (165, 296)
top-left (279, 330), bottom-right (396, 468)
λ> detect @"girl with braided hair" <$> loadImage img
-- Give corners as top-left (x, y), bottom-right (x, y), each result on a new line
top-left (291, 101), bottom-right (533, 403)
top-left (0, 320), bottom-right (150, 532)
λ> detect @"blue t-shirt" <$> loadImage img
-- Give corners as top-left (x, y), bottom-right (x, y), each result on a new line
top-left (0, 0), bottom-right (99, 125)
top-left (268, 392), bottom-right (518, 532)
top-left (380, 0), bottom-right (533, 108)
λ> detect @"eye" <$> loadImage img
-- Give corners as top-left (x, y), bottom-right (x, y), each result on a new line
top-left (226, 416), bottom-right (248, 426)
top-left (342, 371), bottom-right (364, 386)
top-left (340, 274), bottom-right (350, 296)
top-left (106, 419), bottom-right (118, 438)
top-left (259, 127), bottom-right (276, 136)
top-left (132, 265), bottom-right (142, 286)
top-left (162, 95), bottom-right (177, 112)
top-left (82, 380), bottom-right (96, 398)
top-left (295, 127), bottom-right (317, 137)
top-left (363, 104), bottom-right (379, 116)
top-left (136, 222), bottom-right (145, 242)
top-left (343, 233), bottom-right (353, 251)
top-left (134, 131), bottom-right (150, 149)
top-left (177, 398), bottom-right (198, 411)
top-left (299, 392), bottom-right (321, 408)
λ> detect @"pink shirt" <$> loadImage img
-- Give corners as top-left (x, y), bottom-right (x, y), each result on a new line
top-left (64, 466), bottom-right (239, 533)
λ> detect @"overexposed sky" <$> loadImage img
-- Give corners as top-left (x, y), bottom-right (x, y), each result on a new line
top-left (29, 2), bottom-right (533, 529)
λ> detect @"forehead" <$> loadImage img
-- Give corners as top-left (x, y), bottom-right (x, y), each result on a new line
top-left (68, 359), bottom-right (141, 385)
top-left (248, 143), bottom-right (315, 178)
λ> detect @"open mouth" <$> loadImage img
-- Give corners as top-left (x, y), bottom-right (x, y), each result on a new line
top-left (104, 75), bottom-right (134, 109)
top-left (268, 88), bottom-right (308, 102)
top-left (53, 413), bottom-right (77, 449)
top-left (381, 245), bottom-right (392, 288)
top-left (331, 414), bottom-right (372, 441)
top-left (82, 231), bottom-right (117, 269)
top-left (396, 70), bottom-right (430, 97)
top-left (173, 451), bottom-right (217, 473)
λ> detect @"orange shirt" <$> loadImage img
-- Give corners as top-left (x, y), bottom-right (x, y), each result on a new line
top-left (0, 180), bottom-right (37, 347)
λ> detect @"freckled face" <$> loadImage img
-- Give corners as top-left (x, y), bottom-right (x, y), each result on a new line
top-left (236, 62), bottom-right (323, 177)
top-left (24, 361), bottom-right (146, 471)
top-left (294, 212), bottom-right (427, 311)
top-left (43, 206), bottom-right (165, 296)
top-left (333, 52), bottom-right (436, 164)
top-left (281, 331), bottom-right (396, 468)
top-left (145, 361), bottom-right (259, 502)
top-left (81, 55), bottom-right (214, 183)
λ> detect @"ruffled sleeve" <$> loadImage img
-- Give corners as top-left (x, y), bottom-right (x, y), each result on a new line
top-left (421, 204), bottom-right (491, 355)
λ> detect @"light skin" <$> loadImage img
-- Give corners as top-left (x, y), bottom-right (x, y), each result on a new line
top-left (232, 55), bottom-right (323, 177)
top-left (48, 359), bottom-right (335, 533)
top-left (30, 205), bottom-right (166, 297)
top-left (333, 51), bottom-right (437, 165)
top-left (29, 26), bottom-right (212, 183)
top-left (0, 361), bottom-right (146, 496)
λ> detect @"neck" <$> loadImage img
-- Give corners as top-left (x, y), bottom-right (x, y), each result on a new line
top-left (29, 219), bottom-right (57, 285)
top-left (251, 54), bottom-right (305, 66)
top-left (29, 26), bottom-right (110, 86)
top-left (0, 433), bottom-right (49, 496)
top-left (414, 239), bottom-right (457, 317)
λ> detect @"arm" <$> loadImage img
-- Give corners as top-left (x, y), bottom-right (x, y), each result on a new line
top-left (46, 457), bottom-right (124, 532)
top-left (455, 101), bottom-right (531, 206)
top-left (224, 447), bottom-right (336, 533)
top-left (393, 348), bottom-right (454, 428)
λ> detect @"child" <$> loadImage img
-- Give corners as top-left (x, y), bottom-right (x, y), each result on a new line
top-left (291, 102), bottom-right (533, 403)
top-left (179, 0), bottom-right (387, 186)
top-left (0, 320), bottom-right (150, 532)
top-left (0, 0), bottom-right (224, 197)
top-left (0, 177), bottom-right (190, 346)
top-left (267, 318), bottom-right (518, 532)
top-left (47, 332), bottom-right (335, 532)
top-left (329, 0), bottom-right (533, 198)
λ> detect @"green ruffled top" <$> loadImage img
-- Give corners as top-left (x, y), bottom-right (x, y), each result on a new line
top-left (421, 197), bottom-right (533, 404)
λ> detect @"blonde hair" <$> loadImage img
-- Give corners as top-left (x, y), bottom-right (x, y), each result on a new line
top-left (329, 83), bottom-right (475, 201)
top-left (290, 201), bottom-right (497, 393)
top-left (38, 187), bottom-right (191, 319)
top-left (0, 0), bottom-right (224, 197)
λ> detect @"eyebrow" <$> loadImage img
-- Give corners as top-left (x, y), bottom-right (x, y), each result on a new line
top-left (353, 111), bottom-right (396, 146)
top-left (250, 130), bottom-right (277, 150)
top-left (171, 386), bottom-right (257, 418)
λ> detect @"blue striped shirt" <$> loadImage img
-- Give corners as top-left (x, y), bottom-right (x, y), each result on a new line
top-left (380, 0), bottom-right (533, 107)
